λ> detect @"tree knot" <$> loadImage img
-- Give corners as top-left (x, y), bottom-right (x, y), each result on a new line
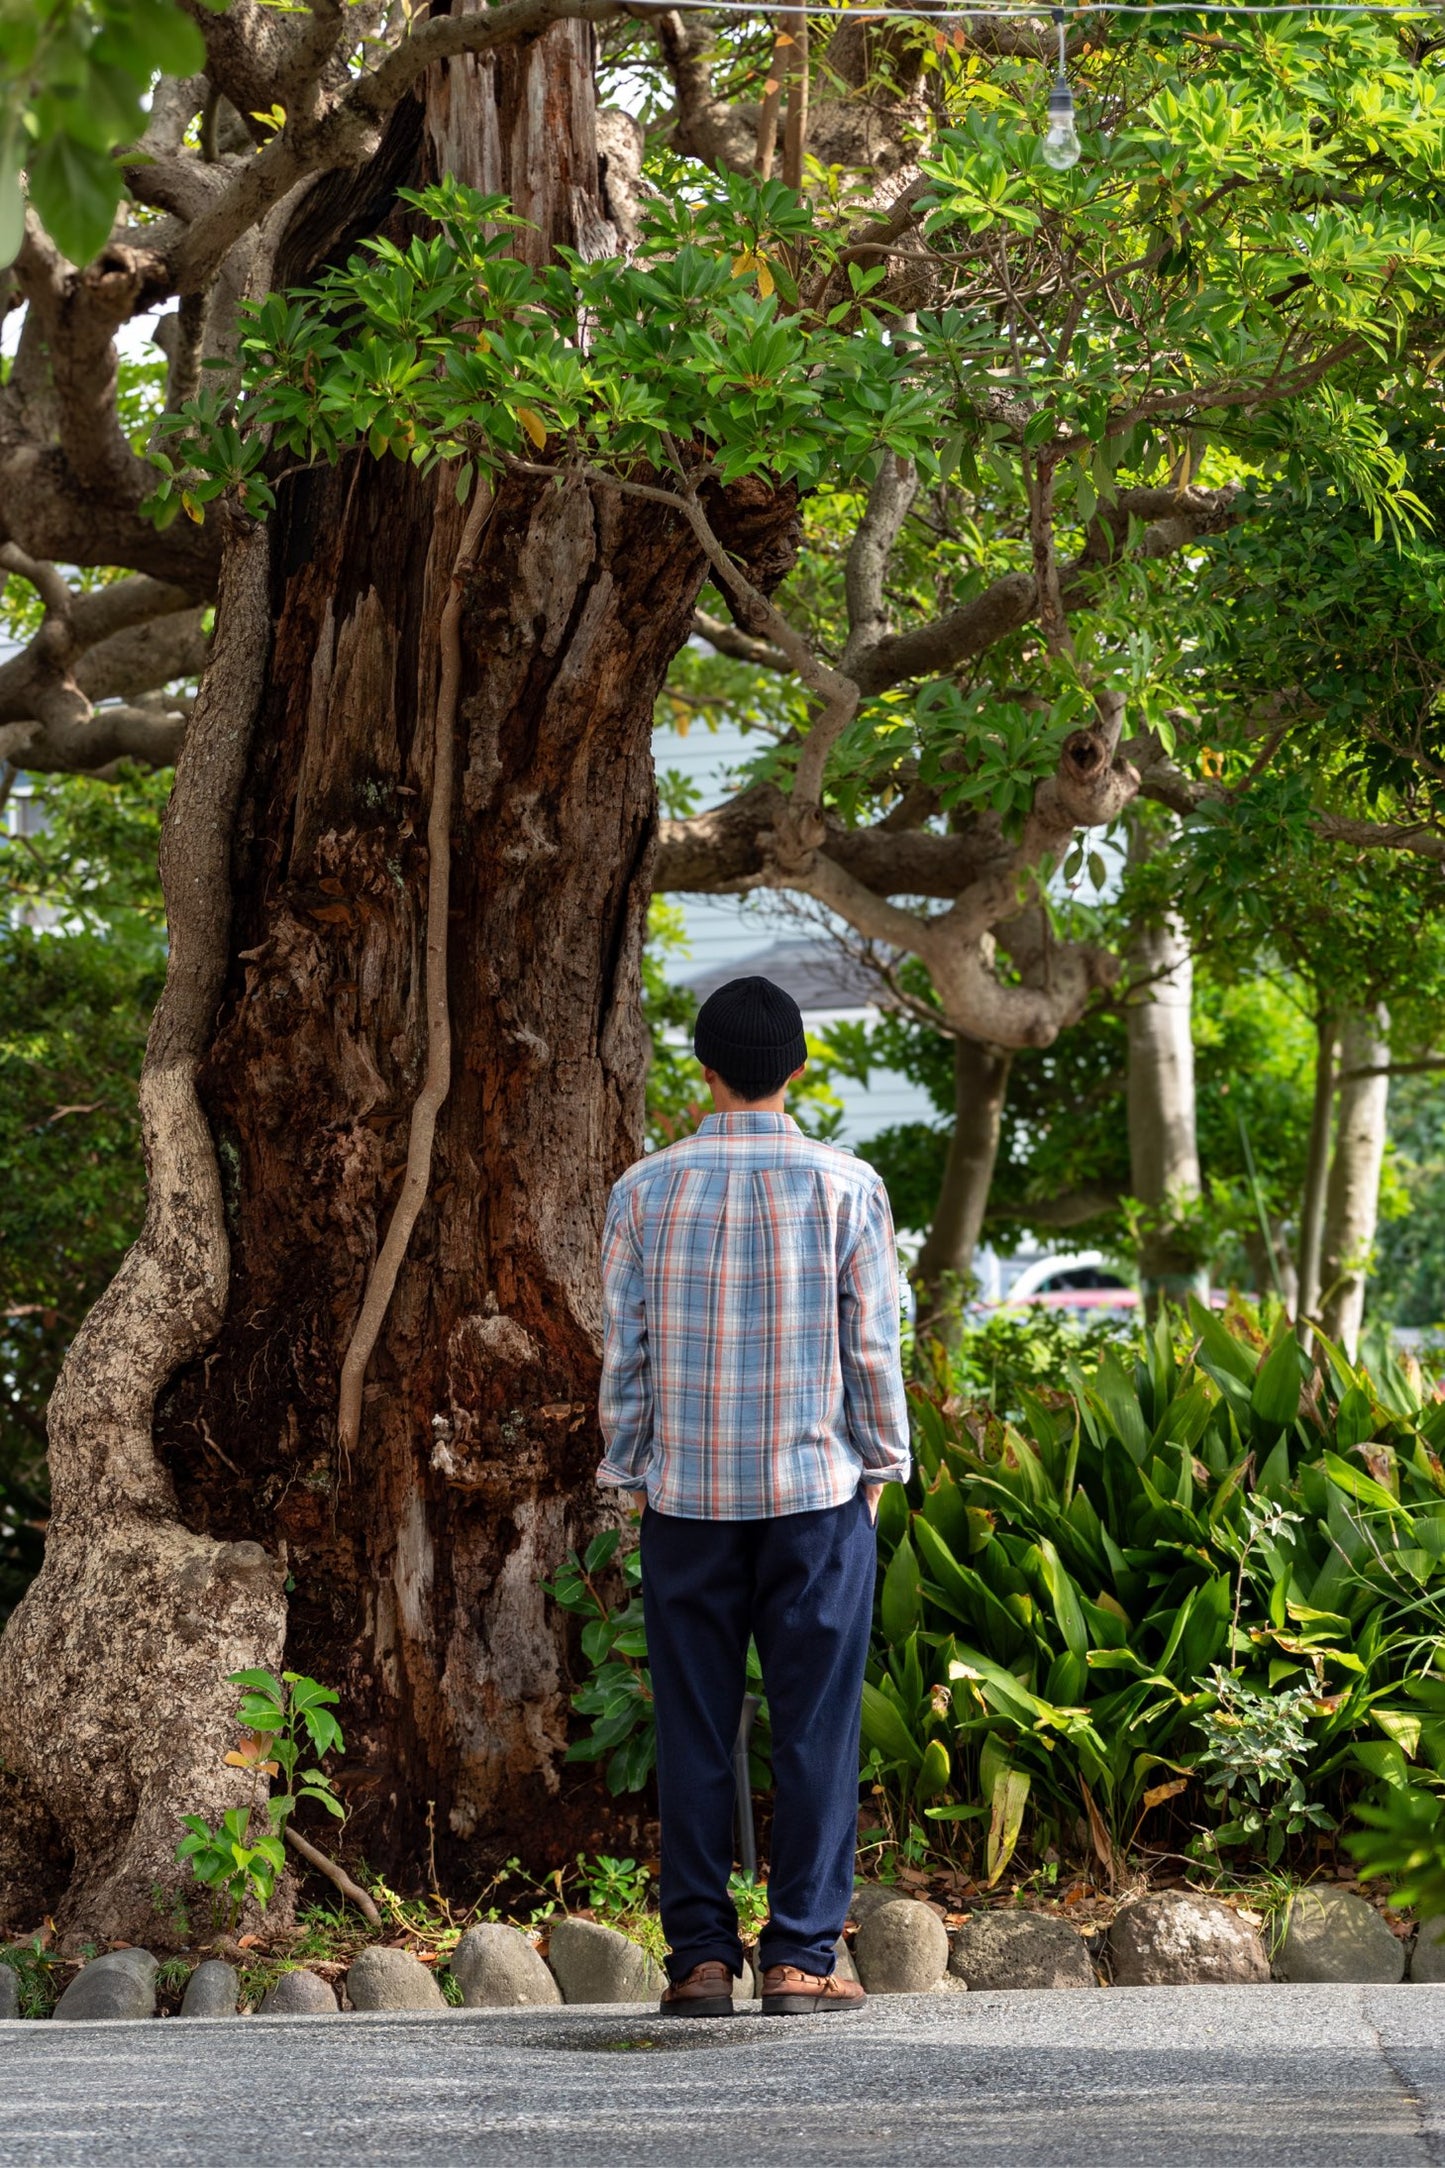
top-left (762, 803), bottom-right (827, 879)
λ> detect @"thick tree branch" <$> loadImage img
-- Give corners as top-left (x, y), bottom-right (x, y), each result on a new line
top-left (690, 608), bottom-right (788, 672)
top-left (0, 552), bottom-right (199, 771)
top-left (851, 485), bottom-right (1241, 695)
top-left (13, 226), bottom-right (169, 502)
top-left (656, 783), bottom-right (1001, 898)
top-left (74, 611), bottom-right (210, 707)
top-left (657, 439), bottom-right (858, 827)
top-left (176, 0), bottom-right (294, 137)
top-left (843, 450), bottom-right (918, 673)
top-left (1313, 814), bottom-right (1445, 862)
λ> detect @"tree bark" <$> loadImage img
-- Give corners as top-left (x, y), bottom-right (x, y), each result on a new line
top-left (1319, 1006), bottom-right (1391, 1360)
top-left (1125, 882), bottom-right (1206, 1311)
top-left (912, 1035), bottom-right (1012, 1359)
top-left (0, 527), bottom-right (289, 1944)
top-left (1296, 1008), bottom-right (1339, 1336)
top-left (0, 25), bottom-right (800, 1934)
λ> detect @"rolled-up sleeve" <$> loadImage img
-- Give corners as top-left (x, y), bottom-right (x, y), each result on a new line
top-left (597, 1182), bottom-right (654, 1492)
top-left (839, 1177), bottom-right (911, 1486)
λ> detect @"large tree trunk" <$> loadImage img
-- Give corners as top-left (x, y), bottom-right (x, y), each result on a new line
top-left (911, 1034), bottom-right (1011, 1361)
top-left (0, 29), bottom-right (799, 1936)
top-left (1125, 891), bottom-right (1206, 1312)
top-left (0, 531), bottom-right (289, 1944)
top-left (1319, 1006), bottom-right (1390, 1360)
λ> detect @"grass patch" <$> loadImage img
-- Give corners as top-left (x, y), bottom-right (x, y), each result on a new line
top-left (0, 1937), bottom-right (68, 2019)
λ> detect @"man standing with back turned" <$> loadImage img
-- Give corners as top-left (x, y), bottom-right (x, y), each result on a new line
top-left (597, 975), bottom-right (910, 2017)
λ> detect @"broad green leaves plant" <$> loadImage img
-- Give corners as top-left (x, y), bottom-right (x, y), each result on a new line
top-left (145, 174), bottom-right (944, 530)
top-left (1348, 1777), bottom-right (1445, 1921)
top-left (175, 1668), bottom-right (345, 1925)
top-left (865, 1301), bottom-right (1445, 1866)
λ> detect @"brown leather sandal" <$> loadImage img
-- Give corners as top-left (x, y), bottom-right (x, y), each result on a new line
top-left (658, 1960), bottom-right (736, 2018)
top-left (760, 1964), bottom-right (867, 2016)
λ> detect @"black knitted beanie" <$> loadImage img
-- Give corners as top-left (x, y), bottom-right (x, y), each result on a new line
top-left (693, 976), bottom-right (807, 1099)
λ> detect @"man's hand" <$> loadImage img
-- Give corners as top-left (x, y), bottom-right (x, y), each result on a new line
top-left (864, 1484), bottom-right (883, 1524)
top-left (626, 1490), bottom-right (648, 1513)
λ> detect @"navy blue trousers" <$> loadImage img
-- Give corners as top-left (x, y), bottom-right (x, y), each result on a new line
top-left (640, 1491), bottom-right (877, 1982)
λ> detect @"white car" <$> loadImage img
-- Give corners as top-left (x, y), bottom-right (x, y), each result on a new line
top-left (997, 1250), bottom-right (1138, 1315)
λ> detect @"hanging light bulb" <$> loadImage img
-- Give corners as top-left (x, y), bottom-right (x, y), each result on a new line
top-left (1041, 6), bottom-right (1082, 170)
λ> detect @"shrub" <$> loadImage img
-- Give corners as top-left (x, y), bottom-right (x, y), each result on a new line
top-left (865, 1300), bottom-right (1445, 1877)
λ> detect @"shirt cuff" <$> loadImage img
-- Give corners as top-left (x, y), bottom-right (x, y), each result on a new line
top-left (597, 1462), bottom-right (650, 1491)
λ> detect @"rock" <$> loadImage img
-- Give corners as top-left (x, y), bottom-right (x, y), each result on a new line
top-left (545, 1919), bottom-right (665, 2005)
top-left (179, 1961), bottom-right (240, 2018)
top-left (950, 1911), bottom-right (1097, 1992)
top-left (258, 1968), bottom-right (340, 2015)
top-left (1276, 1888), bottom-right (1405, 1984)
top-left (0, 1966), bottom-right (18, 2020)
top-left (1411, 1918), bottom-right (1445, 1982)
top-left (53, 1948), bottom-right (158, 2022)
top-left (853, 1899), bottom-right (949, 1994)
top-left (930, 1970), bottom-right (970, 1994)
top-left (1110, 1893), bottom-right (1269, 1987)
top-left (848, 1885), bottom-right (910, 1927)
top-left (345, 1946), bottom-right (446, 2011)
top-left (451, 1924), bottom-right (562, 2008)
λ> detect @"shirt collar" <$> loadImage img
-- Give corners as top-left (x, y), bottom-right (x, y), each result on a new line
top-left (697, 1111), bottom-right (799, 1136)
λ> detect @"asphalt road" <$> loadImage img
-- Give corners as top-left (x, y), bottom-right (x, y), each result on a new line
top-left (3, 1984), bottom-right (1444, 2166)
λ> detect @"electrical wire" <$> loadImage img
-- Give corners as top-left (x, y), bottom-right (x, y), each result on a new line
top-left (625, 1), bottom-right (1443, 17)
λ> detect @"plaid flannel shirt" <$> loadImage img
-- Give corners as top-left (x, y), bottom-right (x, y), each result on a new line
top-left (597, 1110), bottom-right (911, 1519)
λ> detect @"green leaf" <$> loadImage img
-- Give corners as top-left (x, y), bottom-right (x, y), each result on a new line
top-left (860, 1680), bottom-right (922, 1770)
top-left (120, 0), bottom-right (207, 78)
top-left (1187, 1298), bottom-right (1259, 1388)
top-left (880, 1529), bottom-right (922, 1643)
top-left (285, 1675), bottom-right (341, 1712)
top-left (1251, 1329), bottom-right (1305, 1430)
top-left (914, 1735), bottom-right (953, 1805)
top-left (584, 1528), bottom-right (621, 1575)
top-left (1035, 1537), bottom-right (1090, 1659)
top-left (229, 1669), bottom-right (286, 1699)
top-left (1353, 1738), bottom-right (1411, 1790)
top-left (26, 133), bottom-right (122, 268)
top-left (0, 114), bottom-right (23, 271)
top-left (298, 1786), bottom-right (347, 1818)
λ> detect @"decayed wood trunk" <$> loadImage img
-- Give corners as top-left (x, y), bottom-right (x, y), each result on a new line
top-left (1125, 888), bottom-right (1206, 1312)
top-left (912, 1035), bottom-right (1012, 1358)
top-left (1319, 1006), bottom-right (1390, 1360)
top-left (0, 28), bottom-right (799, 1934)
